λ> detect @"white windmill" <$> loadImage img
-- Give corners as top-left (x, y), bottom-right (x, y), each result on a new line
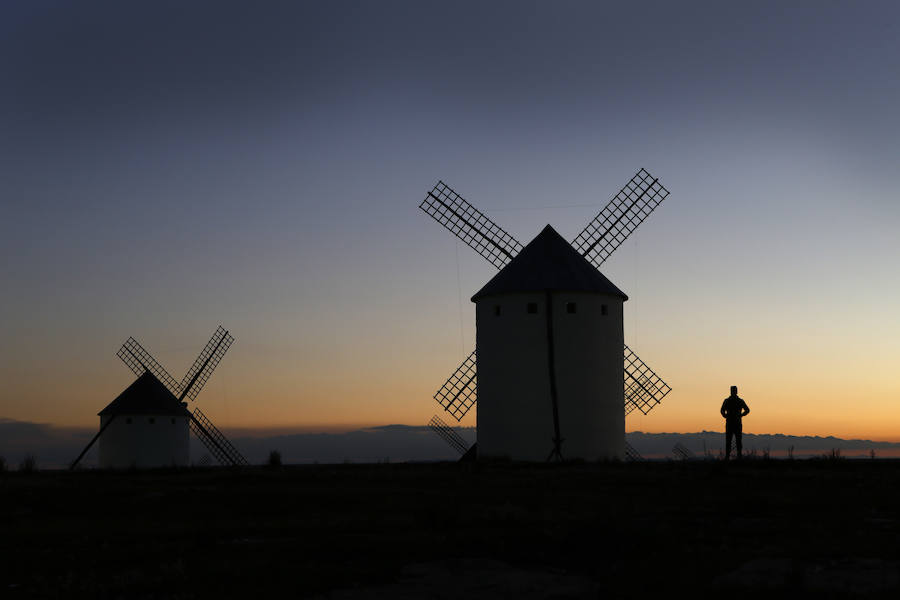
top-left (71, 326), bottom-right (247, 468)
top-left (422, 169), bottom-right (673, 461)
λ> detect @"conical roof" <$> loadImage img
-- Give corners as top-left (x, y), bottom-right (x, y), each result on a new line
top-left (471, 225), bottom-right (628, 301)
top-left (99, 371), bottom-right (191, 417)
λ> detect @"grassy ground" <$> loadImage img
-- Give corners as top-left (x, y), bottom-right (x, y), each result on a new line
top-left (2, 459), bottom-right (900, 598)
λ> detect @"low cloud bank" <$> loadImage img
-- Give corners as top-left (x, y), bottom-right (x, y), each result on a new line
top-left (2, 418), bottom-right (898, 469)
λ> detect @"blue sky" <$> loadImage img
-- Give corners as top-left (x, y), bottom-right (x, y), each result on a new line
top-left (2, 1), bottom-right (899, 438)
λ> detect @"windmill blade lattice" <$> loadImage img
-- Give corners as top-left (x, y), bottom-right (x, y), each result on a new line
top-left (428, 414), bottom-right (470, 456)
top-left (624, 441), bottom-right (644, 462)
top-left (572, 168), bottom-right (670, 269)
top-left (433, 349), bottom-right (477, 421)
top-left (624, 344), bottom-right (672, 416)
top-left (420, 181), bottom-right (524, 270)
top-left (190, 407), bottom-right (248, 466)
top-left (117, 337), bottom-right (182, 397)
top-left (179, 326), bottom-right (234, 401)
top-left (673, 442), bottom-right (695, 460)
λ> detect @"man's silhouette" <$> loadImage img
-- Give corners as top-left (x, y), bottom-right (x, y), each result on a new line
top-left (720, 385), bottom-right (750, 460)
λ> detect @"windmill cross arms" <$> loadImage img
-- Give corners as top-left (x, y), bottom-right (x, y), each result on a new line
top-left (623, 344), bottom-right (672, 416)
top-left (420, 181), bottom-right (524, 270)
top-left (179, 326), bottom-right (234, 402)
top-left (117, 337), bottom-right (183, 397)
top-left (572, 168), bottom-right (670, 269)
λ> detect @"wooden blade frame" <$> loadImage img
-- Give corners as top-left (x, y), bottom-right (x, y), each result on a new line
top-left (179, 326), bottom-right (234, 402)
top-left (432, 350), bottom-right (477, 421)
top-left (624, 344), bottom-right (672, 416)
top-left (572, 168), bottom-right (670, 269)
top-left (420, 181), bottom-right (523, 270)
top-left (624, 440), bottom-right (643, 462)
top-left (117, 337), bottom-right (182, 397)
top-left (428, 414), bottom-right (470, 456)
top-left (673, 442), bottom-right (695, 460)
top-left (117, 326), bottom-right (233, 402)
top-left (190, 407), bottom-right (248, 466)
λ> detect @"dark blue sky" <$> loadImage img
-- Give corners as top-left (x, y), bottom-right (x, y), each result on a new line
top-left (2, 1), bottom-right (899, 437)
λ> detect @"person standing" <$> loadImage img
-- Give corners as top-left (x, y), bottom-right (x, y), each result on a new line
top-left (720, 385), bottom-right (750, 460)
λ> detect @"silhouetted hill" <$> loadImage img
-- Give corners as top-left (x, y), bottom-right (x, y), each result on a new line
top-left (2, 418), bottom-right (898, 468)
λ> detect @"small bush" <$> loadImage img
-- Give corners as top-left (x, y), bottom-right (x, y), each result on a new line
top-left (819, 448), bottom-right (844, 461)
top-left (19, 454), bottom-right (37, 473)
top-left (267, 450), bottom-right (282, 467)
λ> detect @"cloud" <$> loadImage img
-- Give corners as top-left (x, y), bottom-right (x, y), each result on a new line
top-left (0, 418), bottom-right (94, 468)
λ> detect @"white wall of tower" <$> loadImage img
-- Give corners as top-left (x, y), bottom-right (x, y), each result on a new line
top-left (475, 291), bottom-right (624, 461)
top-left (98, 414), bottom-right (190, 468)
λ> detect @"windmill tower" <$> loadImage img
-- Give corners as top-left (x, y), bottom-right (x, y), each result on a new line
top-left (71, 326), bottom-right (248, 469)
top-left (421, 169), bottom-right (672, 461)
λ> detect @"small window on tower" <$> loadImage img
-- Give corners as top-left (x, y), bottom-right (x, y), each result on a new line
top-left (171, 418), bottom-right (176, 425)
top-left (494, 305), bottom-right (501, 316)
top-left (149, 418), bottom-right (155, 424)
top-left (126, 418), bottom-right (132, 424)
top-left (601, 304), bottom-right (608, 316)
top-left (527, 302), bottom-right (538, 314)
top-left (566, 302), bottom-right (577, 314)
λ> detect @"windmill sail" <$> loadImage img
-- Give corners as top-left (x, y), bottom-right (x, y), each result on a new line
top-left (190, 407), bottom-right (248, 466)
top-left (428, 414), bottom-right (470, 456)
top-left (179, 326), bottom-right (234, 401)
top-left (624, 441), bottom-right (644, 462)
top-left (572, 168), bottom-right (670, 269)
top-left (432, 350), bottom-right (477, 422)
top-left (117, 337), bottom-right (182, 397)
top-left (433, 346), bottom-right (671, 420)
top-left (623, 344), bottom-right (672, 415)
top-left (420, 181), bottom-right (524, 270)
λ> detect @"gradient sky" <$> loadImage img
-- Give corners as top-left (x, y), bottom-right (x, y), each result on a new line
top-left (2, 1), bottom-right (899, 440)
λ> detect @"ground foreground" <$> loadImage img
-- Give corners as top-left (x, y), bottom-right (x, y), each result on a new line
top-left (2, 460), bottom-right (900, 598)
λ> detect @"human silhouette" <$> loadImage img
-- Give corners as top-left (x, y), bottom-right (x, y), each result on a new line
top-left (720, 385), bottom-right (750, 460)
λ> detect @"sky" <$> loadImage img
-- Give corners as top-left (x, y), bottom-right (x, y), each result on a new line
top-left (2, 1), bottom-right (899, 441)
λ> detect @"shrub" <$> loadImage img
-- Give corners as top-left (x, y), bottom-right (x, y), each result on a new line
top-left (267, 450), bottom-right (282, 467)
top-left (19, 454), bottom-right (37, 473)
top-left (819, 448), bottom-right (844, 461)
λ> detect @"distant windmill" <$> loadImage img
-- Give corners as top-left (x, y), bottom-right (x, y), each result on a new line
top-left (71, 326), bottom-right (247, 469)
top-left (421, 169), bottom-right (672, 461)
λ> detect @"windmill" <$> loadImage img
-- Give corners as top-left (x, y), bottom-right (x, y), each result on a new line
top-left (71, 326), bottom-right (248, 468)
top-left (420, 168), bottom-right (672, 461)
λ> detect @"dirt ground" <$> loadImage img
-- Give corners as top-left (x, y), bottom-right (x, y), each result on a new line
top-left (2, 459), bottom-right (900, 598)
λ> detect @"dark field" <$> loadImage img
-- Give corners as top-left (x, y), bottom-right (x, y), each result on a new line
top-left (3, 460), bottom-right (900, 598)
